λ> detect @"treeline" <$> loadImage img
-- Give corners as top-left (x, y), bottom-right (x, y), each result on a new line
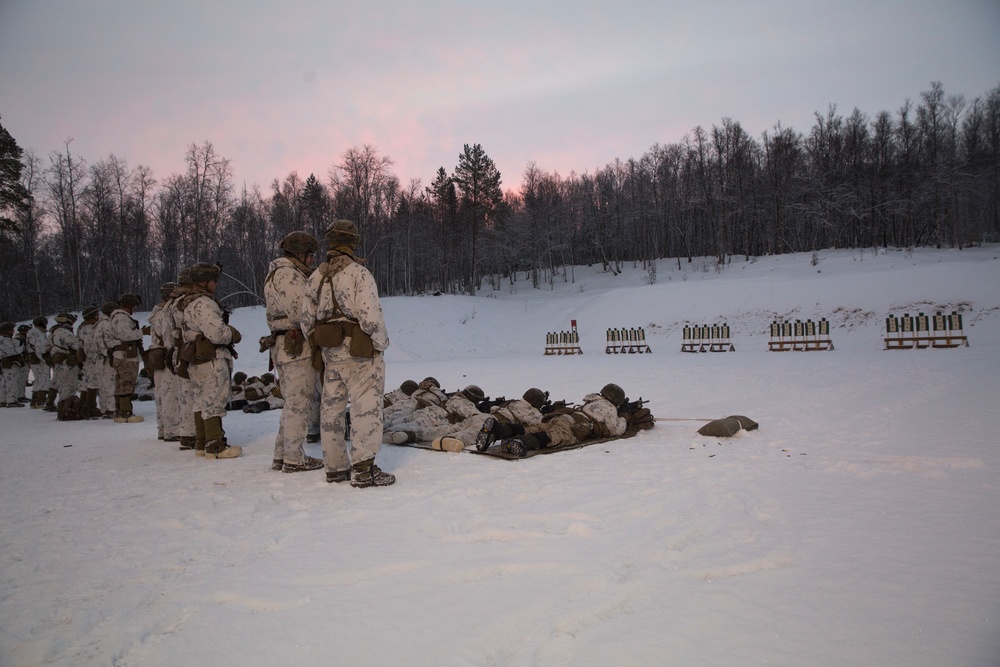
top-left (1, 80), bottom-right (998, 321)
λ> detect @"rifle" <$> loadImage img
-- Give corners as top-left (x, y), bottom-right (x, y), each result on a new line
top-left (477, 396), bottom-right (506, 413)
top-left (621, 397), bottom-right (648, 414)
top-left (539, 399), bottom-right (568, 414)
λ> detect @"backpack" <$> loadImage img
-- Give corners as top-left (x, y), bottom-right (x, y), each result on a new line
top-left (57, 395), bottom-right (91, 421)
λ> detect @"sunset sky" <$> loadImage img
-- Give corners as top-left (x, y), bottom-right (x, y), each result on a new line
top-left (2, 0), bottom-right (999, 194)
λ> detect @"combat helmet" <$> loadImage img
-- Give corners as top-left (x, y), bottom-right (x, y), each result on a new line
top-left (189, 263), bottom-right (221, 284)
top-left (599, 383), bottom-right (626, 408)
top-left (523, 388), bottom-right (548, 410)
top-left (280, 231), bottom-right (319, 257)
top-left (462, 385), bottom-right (486, 403)
top-left (325, 219), bottom-right (360, 248)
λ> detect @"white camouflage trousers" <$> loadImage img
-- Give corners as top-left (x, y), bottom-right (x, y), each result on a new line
top-left (176, 373), bottom-right (195, 438)
top-left (30, 361), bottom-right (50, 393)
top-left (51, 362), bottom-right (79, 400)
top-left (154, 367), bottom-right (181, 439)
top-left (1, 367), bottom-right (21, 403)
top-left (272, 355), bottom-right (319, 465)
top-left (97, 358), bottom-right (116, 412)
top-left (319, 350), bottom-right (385, 473)
top-left (187, 357), bottom-right (231, 420)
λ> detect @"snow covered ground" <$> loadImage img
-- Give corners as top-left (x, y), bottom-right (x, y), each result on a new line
top-left (1, 247), bottom-right (998, 666)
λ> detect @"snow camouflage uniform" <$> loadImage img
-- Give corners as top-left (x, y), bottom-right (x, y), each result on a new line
top-left (383, 379), bottom-right (446, 429)
top-left (383, 380), bottom-right (418, 406)
top-left (148, 286), bottom-right (181, 440)
top-left (490, 398), bottom-right (545, 430)
top-left (14, 326), bottom-right (31, 402)
top-left (301, 221), bottom-right (392, 487)
top-left (166, 281), bottom-right (197, 449)
top-left (107, 297), bottom-right (144, 422)
top-left (264, 251), bottom-right (321, 471)
top-left (92, 305), bottom-right (118, 417)
top-left (76, 309), bottom-right (103, 417)
top-left (49, 316), bottom-right (81, 405)
top-left (242, 375), bottom-right (285, 412)
top-left (26, 320), bottom-right (51, 407)
top-left (421, 391), bottom-right (493, 448)
top-left (580, 392), bottom-right (628, 438)
top-left (0, 323), bottom-right (25, 406)
top-left (178, 265), bottom-right (241, 459)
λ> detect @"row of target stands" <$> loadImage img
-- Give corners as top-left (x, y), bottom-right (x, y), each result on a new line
top-left (768, 319), bottom-right (834, 351)
top-left (542, 321), bottom-right (653, 354)
top-left (682, 324), bottom-right (736, 352)
top-left (884, 312), bottom-right (969, 349)
top-left (543, 311), bottom-right (970, 355)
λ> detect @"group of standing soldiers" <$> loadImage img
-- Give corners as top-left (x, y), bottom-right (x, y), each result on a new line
top-left (0, 295), bottom-right (146, 421)
top-left (0, 220), bottom-right (394, 488)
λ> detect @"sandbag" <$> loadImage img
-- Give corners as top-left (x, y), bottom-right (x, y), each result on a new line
top-left (697, 415), bottom-right (759, 437)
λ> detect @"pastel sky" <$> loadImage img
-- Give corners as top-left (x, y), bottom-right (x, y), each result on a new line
top-left (1, 1), bottom-right (999, 194)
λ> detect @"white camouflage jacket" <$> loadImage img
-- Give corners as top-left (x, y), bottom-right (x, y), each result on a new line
top-left (264, 256), bottom-right (313, 363)
top-left (0, 334), bottom-right (23, 366)
top-left (91, 313), bottom-right (113, 360)
top-left (300, 253), bottom-right (389, 356)
top-left (581, 393), bottom-right (627, 438)
top-left (26, 326), bottom-right (50, 361)
top-left (180, 290), bottom-right (234, 361)
top-left (107, 309), bottom-right (143, 361)
top-left (49, 325), bottom-right (80, 360)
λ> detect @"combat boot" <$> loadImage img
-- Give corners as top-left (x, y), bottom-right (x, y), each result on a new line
top-left (204, 416), bottom-right (241, 459)
top-left (326, 469), bottom-right (351, 483)
top-left (178, 437), bottom-right (196, 451)
top-left (282, 456), bottom-right (324, 473)
top-left (30, 390), bottom-right (43, 409)
top-left (350, 459), bottom-right (395, 488)
top-left (43, 389), bottom-right (58, 412)
top-left (86, 389), bottom-right (102, 418)
top-left (194, 412), bottom-right (207, 457)
top-left (497, 438), bottom-right (528, 458)
top-left (113, 396), bottom-right (144, 423)
top-left (475, 417), bottom-right (498, 451)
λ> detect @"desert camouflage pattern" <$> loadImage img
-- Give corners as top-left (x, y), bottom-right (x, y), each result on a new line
top-left (107, 309), bottom-right (143, 396)
top-left (537, 413), bottom-right (591, 447)
top-left (49, 324), bottom-right (80, 399)
top-left (301, 253), bottom-right (390, 473)
top-left (490, 398), bottom-right (544, 428)
top-left (264, 256), bottom-right (319, 465)
top-left (26, 325), bottom-right (51, 393)
top-left (181, 292), bottom-right (234, 420)
top-left (580, 393), bottom-right (627, 438)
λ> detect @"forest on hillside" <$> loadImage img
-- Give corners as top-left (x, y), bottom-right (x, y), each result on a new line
top-left (1, 80), bottom-right (998, 321)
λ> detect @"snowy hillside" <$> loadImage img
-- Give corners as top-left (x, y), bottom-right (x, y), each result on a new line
top-left (1, 247), bottom-right (998, 666)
